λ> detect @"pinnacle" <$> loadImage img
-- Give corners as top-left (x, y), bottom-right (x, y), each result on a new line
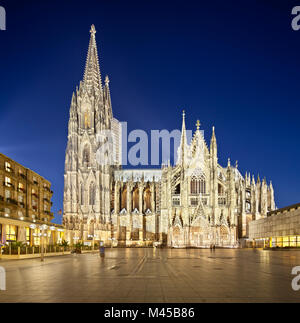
top-left (83, 25), bottom-right (102, 92)
top-left (90, 24), bottom-right (96, 35)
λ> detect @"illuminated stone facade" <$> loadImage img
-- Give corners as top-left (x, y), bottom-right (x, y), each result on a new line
top-left (63, 25), bottom-right (276, 247)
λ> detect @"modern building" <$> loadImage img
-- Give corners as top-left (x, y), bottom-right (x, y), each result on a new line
top-left (63, 25), bottom-right (276, 248)
top-left (0, 153), bottom-right (64, 246)
top-left (249, 203), bottom-right (300, 248)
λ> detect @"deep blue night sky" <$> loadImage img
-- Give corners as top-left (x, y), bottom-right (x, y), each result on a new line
top-left (0, 0), bottom-right (299, 224)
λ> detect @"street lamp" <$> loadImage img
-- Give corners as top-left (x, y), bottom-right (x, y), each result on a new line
top-left (40, 224), bottom-right (48, 262)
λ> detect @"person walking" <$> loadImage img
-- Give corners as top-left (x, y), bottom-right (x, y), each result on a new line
top-left (99, 241), bottom-right (105, 259)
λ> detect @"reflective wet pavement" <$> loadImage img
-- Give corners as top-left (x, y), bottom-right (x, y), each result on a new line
top-left (0, 248), bottom-right (300, 302)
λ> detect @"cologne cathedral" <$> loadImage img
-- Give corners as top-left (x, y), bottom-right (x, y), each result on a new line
top-left (63, 25), bottom-right (276, 248)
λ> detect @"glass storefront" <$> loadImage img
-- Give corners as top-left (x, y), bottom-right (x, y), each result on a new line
top-left (33, 228), bottom-right (40, 246)
top-left (270, 236), bottom-right (300, 248)
top-left (25, 227), bottom-right (31, 244)
top-left (6, 225), bottom-right (17, 242)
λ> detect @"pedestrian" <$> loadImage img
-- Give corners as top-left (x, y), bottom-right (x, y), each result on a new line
top-left (99, 241), bottom-right (105, 259)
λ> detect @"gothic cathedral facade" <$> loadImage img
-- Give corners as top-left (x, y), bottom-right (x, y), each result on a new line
top-left (63, 26), bottom-right (276, 248)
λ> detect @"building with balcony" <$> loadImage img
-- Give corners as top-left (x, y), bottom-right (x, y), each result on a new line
top-left (0, 153), bottom-right (64, 247)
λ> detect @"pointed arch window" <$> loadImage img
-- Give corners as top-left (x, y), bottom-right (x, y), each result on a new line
top-left (83, 145), bottom-right (90, 167)
top-left (89, 183), bottom-right (96, 205)
top-left (144, 186), bottom-right (151, 211)
top-left (218, 184), bottom-right (225, 195)
top-left (81, 184), bottom-right (85, 205)
top-left (84, 111), bottom-right (90, 129)
top-left (190, 177), bottom-right (206, 195)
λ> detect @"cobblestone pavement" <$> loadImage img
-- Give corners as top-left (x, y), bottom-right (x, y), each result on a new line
top-left (0, 248), bottom-right (300, 302)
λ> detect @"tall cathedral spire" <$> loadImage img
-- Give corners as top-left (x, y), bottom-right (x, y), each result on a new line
top-left (83, 24), bottom-right (102, 92)
top-left (180, 110), bottom-right (187, 164)
top-left (177, 110), bottom-right (188, 166)
top-left (180, 110), bottom-right (187, 147)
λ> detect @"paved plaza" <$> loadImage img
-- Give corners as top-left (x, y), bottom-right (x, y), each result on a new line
top-left (0, 248), bottom-right (300, 302)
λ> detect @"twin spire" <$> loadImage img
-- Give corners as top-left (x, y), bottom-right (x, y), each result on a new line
top-left (83, 24), bottom-right (103, 92)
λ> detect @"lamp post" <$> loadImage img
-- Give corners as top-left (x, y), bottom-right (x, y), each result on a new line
top-left (40, 224), bottom-right (48, 262)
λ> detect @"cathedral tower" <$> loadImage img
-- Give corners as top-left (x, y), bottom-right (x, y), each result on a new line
top-left (63, 25), bottom-right (120, 243)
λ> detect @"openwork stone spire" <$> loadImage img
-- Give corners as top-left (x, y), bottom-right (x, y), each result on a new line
top-left (83, 24), bottom-right (102, 92)
top-left (177, 110), bottom-right (188, 166)
top-left (180, 110), bottom-right (187, 148)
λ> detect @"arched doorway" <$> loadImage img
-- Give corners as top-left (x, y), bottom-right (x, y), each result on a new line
top-left (172, 226), bottom-right (183, 248)
top-left (220, 225), bottom-right (230, 246)
top-left (190, 216), bottom-right (212, 248)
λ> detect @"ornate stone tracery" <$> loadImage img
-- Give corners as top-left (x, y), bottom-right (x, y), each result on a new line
top-left (63, 25), bottom-right (276, 247)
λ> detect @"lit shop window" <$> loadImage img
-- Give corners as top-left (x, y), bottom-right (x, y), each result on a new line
top-left (290, 236), bottom-right (297, 247)
top-left (6, 225), bottom-right (17, 242)
top-left (58, 230), bottom-right (64, 242)
top-left (25, 227), bottom-right (31, 244)
top-left (33, 229), bottom-right (40, 246)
